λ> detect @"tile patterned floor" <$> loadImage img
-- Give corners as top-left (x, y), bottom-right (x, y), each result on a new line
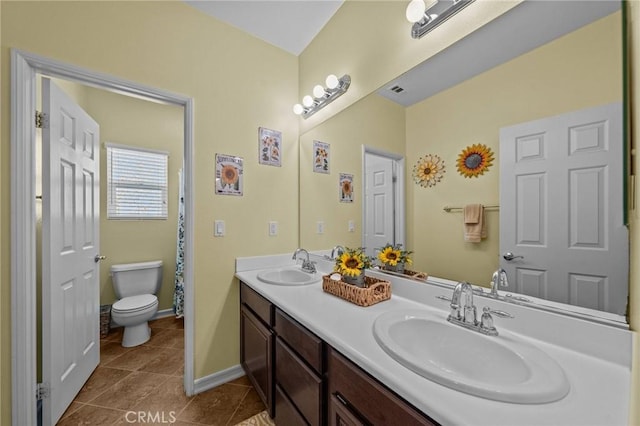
top-left (58, 317), bottom-right (265, 425)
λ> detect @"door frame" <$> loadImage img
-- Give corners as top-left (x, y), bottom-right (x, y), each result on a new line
top-left (361, 146), bottom-right (406, 251)
top-left (10, 48), bottom-right (196, 425)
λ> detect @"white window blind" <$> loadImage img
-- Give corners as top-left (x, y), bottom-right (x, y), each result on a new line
top-left (106, 143), bottom-right (168, 219)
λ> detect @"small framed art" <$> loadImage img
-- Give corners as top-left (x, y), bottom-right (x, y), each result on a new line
top-left (258, 127), bottom-right (282, 167)
top-left (339, 173), bottom-right (354, 202)
top-left (215, 154), bottom-right (243, 196)
top-left (313, 140), bottom-right (330, 174)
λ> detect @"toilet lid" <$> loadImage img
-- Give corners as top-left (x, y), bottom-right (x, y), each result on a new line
top-left (112, 294), bottom-right (158, 313)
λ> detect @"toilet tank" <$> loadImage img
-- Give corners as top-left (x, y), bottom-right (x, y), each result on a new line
top-left (110, 260), bottom-right (163, 299)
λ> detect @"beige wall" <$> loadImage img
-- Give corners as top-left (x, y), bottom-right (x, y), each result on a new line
top-left (1, 2), bottom-right (298, 424)
top-left (406, 12), bottom-right (622, 286)
top-left (300, 93), bottom-right (405, 250)
top-left (82, 86), bottom-right (183, 311)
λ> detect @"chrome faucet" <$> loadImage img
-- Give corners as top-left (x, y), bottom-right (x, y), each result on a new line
top-left (292, 248), bottom-right (317, 273)
top-left (489, 268), bottom-right (508, 298)
top-left (447, 281), bottom-right (513, 336)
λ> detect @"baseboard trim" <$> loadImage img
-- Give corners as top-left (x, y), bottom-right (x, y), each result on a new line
top-left (193, 364), bottom-right (245, 394)
top-left (152, 308), bottom-right (175, 320)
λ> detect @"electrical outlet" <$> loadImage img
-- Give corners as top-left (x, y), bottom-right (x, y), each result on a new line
top-left (317, 221), bottom-right (325, 234)
top-left (348, 220), bottom-right (355, 232)
top-left (214, 220), bottom-right (225, 237)
top-left (269, 221), bottom-right (278, 236)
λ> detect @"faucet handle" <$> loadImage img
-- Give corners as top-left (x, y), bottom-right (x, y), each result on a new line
top-left (485, 308), bottom-right (514, 318)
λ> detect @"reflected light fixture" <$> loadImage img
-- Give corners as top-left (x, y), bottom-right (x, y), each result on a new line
top-left (407, 0), bottom-right (474, 39)
top-left (293, 74), bottom-right (351, 119)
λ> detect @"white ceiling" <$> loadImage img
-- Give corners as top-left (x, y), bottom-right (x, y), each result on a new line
top-left (184, 0), bottom-right (344, 56)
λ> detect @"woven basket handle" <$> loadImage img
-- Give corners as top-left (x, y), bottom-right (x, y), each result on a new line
top-left (368, 282), bottom-right (387, 293)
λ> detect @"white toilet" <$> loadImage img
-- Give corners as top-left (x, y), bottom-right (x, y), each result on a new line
top-left (110, 260), bottom-right (163, 347)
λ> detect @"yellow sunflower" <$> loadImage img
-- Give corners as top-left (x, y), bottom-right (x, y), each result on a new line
top-left (413, 154), bottom-right (445, 188)
top-left (457, 144), bottom-right (494, 178)
top-left (221, 164), bottom-right (239, 185)
top-left (378, 247), bottom-right (401, 266)
top-left (337, 252), bottom-right (364, 277)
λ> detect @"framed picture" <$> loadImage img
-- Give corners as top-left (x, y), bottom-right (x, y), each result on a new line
top-left (215, 154), bottom-right (243, 196)
top-left (258, 127), bottom-right (282, 167)
top-left (313, 140), bottom-right (330, 174)
top-left (339, 173), bottom-right (354, 202)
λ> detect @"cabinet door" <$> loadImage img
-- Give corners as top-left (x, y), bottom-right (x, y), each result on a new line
top-left (241, 305), bottom-right (274, 416)
top-left (329, 394), bottom-right (366, 426)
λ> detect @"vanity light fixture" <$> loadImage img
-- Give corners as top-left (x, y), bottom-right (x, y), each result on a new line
top-left (407, 0), bottom-right (474, 39)
top-left (293, 74), bottom-right (351, 119)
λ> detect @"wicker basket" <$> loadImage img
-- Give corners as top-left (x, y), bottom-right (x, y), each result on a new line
top-left (99, 304), bottom-right (111, 338)
top-left (322, 275), bottom-right (391, 307)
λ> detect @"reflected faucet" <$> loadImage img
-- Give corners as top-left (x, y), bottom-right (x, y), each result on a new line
top-left (292, 248), bottom-right (317, 273)
top-left (330, 245), bottom-right (346, 260)
top-left (490, 268), bottom-right (508, 298)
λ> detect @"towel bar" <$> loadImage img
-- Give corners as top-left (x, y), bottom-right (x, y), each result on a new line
top-left (443, 205), bottom-right (499, 212)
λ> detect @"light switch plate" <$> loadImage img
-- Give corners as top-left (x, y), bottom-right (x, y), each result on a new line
top-left (269, 221), bottom-right (278, 236)
top-left (214, 220), bottom-right (225, 237)
top-left (348, 220), bottom-right (355, 232)
top-left (317, 221), bottom-right (325, 234)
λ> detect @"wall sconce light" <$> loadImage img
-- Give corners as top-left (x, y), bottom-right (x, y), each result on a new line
top-left (293, 74), bottom-right (351, 119)
top-left (406, 0), bottom-right (474, 39)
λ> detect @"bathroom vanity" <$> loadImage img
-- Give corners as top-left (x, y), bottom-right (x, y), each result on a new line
top-left (236, 253), bottom-right (632, 425)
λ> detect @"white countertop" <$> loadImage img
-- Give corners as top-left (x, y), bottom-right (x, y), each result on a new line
top-left (235, 253), bottom-right (631, 426)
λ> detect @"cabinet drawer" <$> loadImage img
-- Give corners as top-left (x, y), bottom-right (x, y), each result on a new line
top-left (328, 394), bottom-right (366, 426)
top-left (276, 338), bottom-right (323, 426)
top-left (275, 309), bottom-right (323, 373)
top-left (275, 384), bottom-right (308, 426)
top-left (328, 349), bottom-right (437, 426)
top-left (241, 282), bottom-right (273, 326)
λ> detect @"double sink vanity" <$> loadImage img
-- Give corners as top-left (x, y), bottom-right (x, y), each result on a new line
top-left (235, 251), bottom-right (631, 425)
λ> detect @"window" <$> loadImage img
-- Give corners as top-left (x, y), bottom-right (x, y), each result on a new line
top-left (106, 143), bottom-right (168, 219)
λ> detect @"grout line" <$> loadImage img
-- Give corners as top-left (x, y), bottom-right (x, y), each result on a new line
top-left (225, 388), bottom-right (252, 426)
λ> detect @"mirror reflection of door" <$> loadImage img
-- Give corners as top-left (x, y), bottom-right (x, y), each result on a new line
top-left (499, 102), bottom-right (628, 315)
top-left (363, 150), bottom-right (404, 258)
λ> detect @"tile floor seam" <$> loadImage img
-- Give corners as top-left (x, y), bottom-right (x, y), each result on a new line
top-left (225, 387), bottom-right (252, 426)
top-left (79, 368), bottom-right (134, 405)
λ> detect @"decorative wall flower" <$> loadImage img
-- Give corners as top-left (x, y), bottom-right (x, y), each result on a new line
top-left (413, 154), bottom-right (445, 188)
top-left (457, 144), bottom-right (494, 178)
top-left (221, 164), bottom-right (239, 186)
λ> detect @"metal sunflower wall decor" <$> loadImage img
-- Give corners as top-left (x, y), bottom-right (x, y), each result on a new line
top-left (456, 144), bottom-right (494, 178)
top-left (413, 154), bottom-right (445, 188)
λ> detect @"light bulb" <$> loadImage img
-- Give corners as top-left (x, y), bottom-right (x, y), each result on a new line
top-left (325, 74), bottom-right (339, 90)
top-left (405, 0), bottom-right (426, 23)
top-left (313, 84), bottom-right (326, 98)
top-left (293, 104), bottom-right (304, 115)
top-left (302, 95), bottom-right (314, 107)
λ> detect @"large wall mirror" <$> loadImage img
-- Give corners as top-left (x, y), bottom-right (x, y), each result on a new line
top-left (299, 1), bottom-right (628, 323)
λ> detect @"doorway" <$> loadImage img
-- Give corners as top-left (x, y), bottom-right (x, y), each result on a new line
top-left (11, 49), bottom-right (195, 426)
top-left (362, 146), bottom-right (405, 258)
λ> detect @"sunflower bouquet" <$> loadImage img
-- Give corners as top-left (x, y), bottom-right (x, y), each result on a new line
top-left (334, 247), bottom-right (372, 284)
top-left (377, 243), bottom-right (412, 272)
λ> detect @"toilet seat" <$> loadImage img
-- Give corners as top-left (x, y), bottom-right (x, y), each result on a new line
top-left (112, 294), bottom-right (158, 314)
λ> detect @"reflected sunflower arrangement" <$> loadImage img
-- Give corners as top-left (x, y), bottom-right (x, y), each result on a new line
top-left (457, 144), bottom-right (494, 178)
top-left (377, 243), bottom-right (412, 267)
top-left (413, 154), bottom-right (445, 188)
top-left (335, 247), bottom-right (372, 278)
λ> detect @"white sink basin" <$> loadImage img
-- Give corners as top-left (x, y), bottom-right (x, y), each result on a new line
top-left (373, 309), bottom-right (570, 403)
top-left (257, 267), bottom-right (321, 286)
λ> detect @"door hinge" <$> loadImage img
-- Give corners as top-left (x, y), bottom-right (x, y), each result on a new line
top-left (35, 111), bottom-right (48, 129)
top-left (36, 382), bottom-right (50, 401)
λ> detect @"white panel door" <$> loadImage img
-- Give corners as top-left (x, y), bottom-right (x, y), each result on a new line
top-left (42, 77), bottom-right (101, 425)
top-left (364, 154), bottom-right (395, 258)
top-left (500, 102), bottom-right (627, 315)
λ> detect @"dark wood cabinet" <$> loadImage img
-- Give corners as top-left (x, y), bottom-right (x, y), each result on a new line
top-left (240, 285), bottom-right (274, 417)
top-left (328, 348), bottom-right (438, 426)
top-left (240, 282), bottom-right (438, 426)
